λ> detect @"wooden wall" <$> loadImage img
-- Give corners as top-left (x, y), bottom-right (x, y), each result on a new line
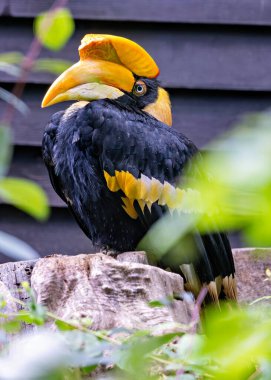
top-left (1, 1), bottom-right (271, 260)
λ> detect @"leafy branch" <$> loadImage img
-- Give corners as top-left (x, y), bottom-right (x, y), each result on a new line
top-left (1, 281), bottom-right (271, 379)
top-left (0, 0), bottom-right (74, 260)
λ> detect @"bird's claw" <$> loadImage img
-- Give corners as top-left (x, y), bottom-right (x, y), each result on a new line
top-left (100, 247), bottom-right (120, 257)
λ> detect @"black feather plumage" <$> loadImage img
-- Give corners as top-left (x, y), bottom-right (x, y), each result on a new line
top-left (42, 98), bottom-right (236, 300)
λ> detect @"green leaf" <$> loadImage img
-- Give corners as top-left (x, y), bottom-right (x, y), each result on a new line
top-left (139, 212), bottom-right (198, 263)
top-left (15, 311), bottom-right (38, 324)
top-left (0, 177), bottom-right (49, 220)
top-left (148, 300), bottom-right (166, 308)
top-left (55, 319), bottom-right (77, 331)
top-left (1, 319), bottom-right (22, 333)
top-left (28, 301), bottom-right (46, 326)
top-left (80, 365), bottom-right (98, 375)
top-left (0, 296), bottom-right (7, 309)
top-left (21, 283), bottom-right (47, 325)
top-left (0, 52), bottom-right (23, 78)
top-left (141, 112), bottom-right (271, 257)
top-left (34, 8), bottom-right (74, 51)
top-left (0, 230), bottom-right (40, 260)
top-left (148, 295), bottom-right (174, 308)
top-left (116, 333), bottom-right (178, 378)
top-left (21, 281), bottom-right (31, 292)
top-left (197, 305), bottom-right (271, 380)
top-left (0, 125), bottom-right (12, 177)
top-left (0, 52), bottom-right (23, 64)
top-left (33, 59), bottom-right (72, 75)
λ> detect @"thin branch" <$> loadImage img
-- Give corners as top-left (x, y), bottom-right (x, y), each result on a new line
top-left (176, 286), bottom-right (208, 378)
top-left (190, 286), bottom-right (208, 333)
top-left (1, 0), bottom-right (70, 125)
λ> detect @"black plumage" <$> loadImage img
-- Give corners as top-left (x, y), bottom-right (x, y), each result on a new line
top-left (42, 90), bottom-right (236, 301)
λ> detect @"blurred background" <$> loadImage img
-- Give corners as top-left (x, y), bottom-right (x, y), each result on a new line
top-left (1, 0), bottom-right (271, 262)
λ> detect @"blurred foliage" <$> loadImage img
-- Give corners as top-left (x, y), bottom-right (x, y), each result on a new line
top-left (193, 112), bottom-right (271, 246)
top-left (0, 231), bottom-right (39, 260)
top-left (0, 52), bottom-right (72, 77)
top-left (141, 112), bottom-right (271, 257)
top-left (0, 2), bottom-right (271, 379)
top-left (0, 122), bottom-right (48, 260)
top-left (33, 58), bottom-right (73, 75)
top-left (0, 283), bottom-right (271, 379)
top-left (0, 122), bottom-right (49, 224)
top-left (0, 52), bottom-right (24, 65)
top-left (0, 88), bottom-right (30, 115)
top-left (0, 52), bottom-right (23, 79)
top-left (34, 8), bottom-right (74, 51)
top-left (0, 4), bottom-right (76, 261)
top-left (134, 113), bottom-right (271, 380)
top-left (0, 177), bottom-right (49, 221)
top-left (0, 125), bottom-right (12, 178)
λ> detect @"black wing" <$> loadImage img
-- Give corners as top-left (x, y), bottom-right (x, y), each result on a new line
top-left (93, 100), bottom-right (236, 300)
top-left (42, 111), bottom-right (66, 203)
top-left (42, 100), bottom-right (236, 301)
top-left (42, 109), bottom-right (95, 239)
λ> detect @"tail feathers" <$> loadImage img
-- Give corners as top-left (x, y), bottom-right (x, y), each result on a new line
top-left (222, 274), bottom-right (237, 300)
top-left (184, 230), bottom-right (237, 302)
top-left (158, 228), bottom-right (237, 302)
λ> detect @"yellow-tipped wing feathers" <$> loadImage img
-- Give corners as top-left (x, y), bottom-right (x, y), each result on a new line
top-left (104, 170), bottom-right (201, 219)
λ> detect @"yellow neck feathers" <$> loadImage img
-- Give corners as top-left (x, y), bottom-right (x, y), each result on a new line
top-left (143, 87), bottom-right (172, 127)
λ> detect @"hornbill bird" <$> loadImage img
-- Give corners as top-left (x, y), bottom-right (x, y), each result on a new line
top-left (42, 34), bottom-right (236, 302)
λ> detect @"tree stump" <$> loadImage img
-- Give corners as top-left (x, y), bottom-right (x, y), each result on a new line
top-left (0, 249), bottom-right (270, 333)
top-left (0, 252), bottom-right (191, 332)
top-left (232, 248), bottom-right (271, 303)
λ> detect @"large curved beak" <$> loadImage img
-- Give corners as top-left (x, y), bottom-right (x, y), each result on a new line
top-left (42, 59), bottom-right (135, 108)
top-left (42, 34), bottom-right (159, 108)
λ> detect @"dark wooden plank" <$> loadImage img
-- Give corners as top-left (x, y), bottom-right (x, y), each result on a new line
top-left (7, 0), bottom-right (271, 26)
top-left (0, 206), bottom-right (95, 263)
top-left (1, 19), bottom-right (271, 90)
top-left (171, 91), bottom-right (271, 146)
top-left (0, 206), bottom-right (241, 264)
top-left (3, 84), bottom-right (271, 147)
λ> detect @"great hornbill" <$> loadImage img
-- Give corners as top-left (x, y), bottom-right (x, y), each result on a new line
top-left (42, 34), bottom-right (236, 302)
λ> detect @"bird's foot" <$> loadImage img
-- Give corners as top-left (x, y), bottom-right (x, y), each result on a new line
top-left (100, 246), bottom-right (121, 257)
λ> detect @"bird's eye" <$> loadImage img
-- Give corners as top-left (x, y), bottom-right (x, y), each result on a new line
top-left (133, 80), bottom-right (147, 96)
